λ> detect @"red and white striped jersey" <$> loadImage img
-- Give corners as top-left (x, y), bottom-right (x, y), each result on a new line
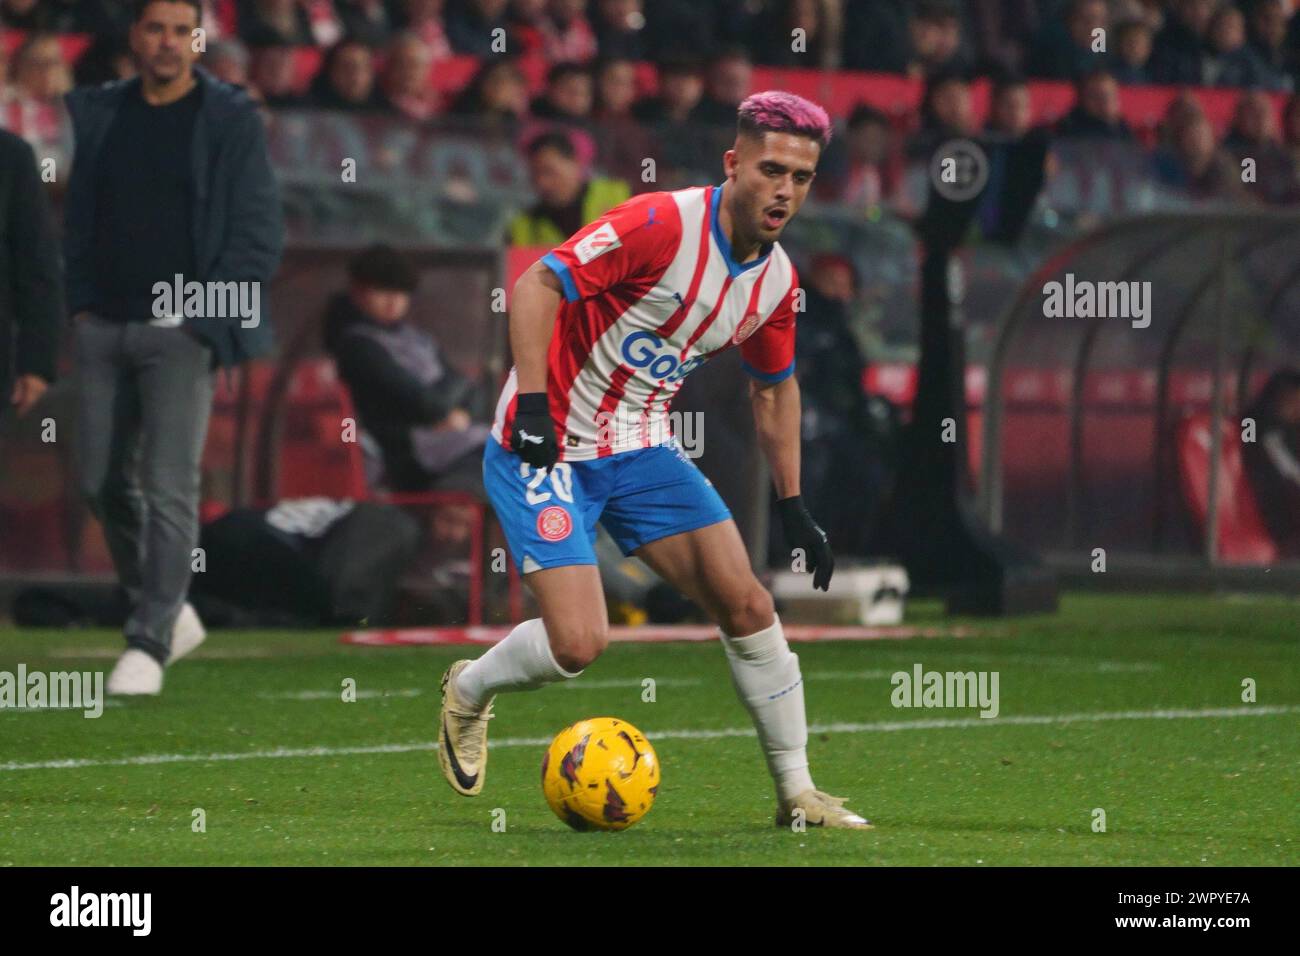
top-left (491, 184), bottom-right (800, 461)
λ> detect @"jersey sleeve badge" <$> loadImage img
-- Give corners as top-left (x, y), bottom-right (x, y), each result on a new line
top-left (574, 222), bottom-right (623, 264)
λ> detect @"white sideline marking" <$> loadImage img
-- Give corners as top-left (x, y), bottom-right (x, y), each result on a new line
top-left (43, 647), bottom-right (278, 660)
top-left (804, 660), bottom-right (1162, 681)
top-left (1, 704), bottom-right (1295, 773)
top-left (804, 669), bottom-right (899, 680)
top-left (562, 678), bottom-right (703, 691)
top-left (0, 700), bottom-right (123, 715)
top-left (257, 678), bottom-right (703, 701)
top-left (259, 689), bottom-right (424, 701)
top-left (1222, 593), bottom-right (1300, 604)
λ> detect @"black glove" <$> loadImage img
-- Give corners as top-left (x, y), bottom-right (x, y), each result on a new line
top-left (511, 391), bottom-right (559, 470)
top-left (777, 495), bottom-right (834, 591)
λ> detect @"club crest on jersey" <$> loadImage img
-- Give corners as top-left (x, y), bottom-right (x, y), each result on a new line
top-left (732, 311), bottom-right (764, 345)
top-left (537, 505), bottom-right (572, 541)
top-left (574, 222), bottom-right (622, 264)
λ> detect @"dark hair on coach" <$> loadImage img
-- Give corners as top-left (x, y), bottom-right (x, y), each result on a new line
top-left (133, 0), bottom-right (203, 22)
top-left (348, 244), bottom-right (419, 293)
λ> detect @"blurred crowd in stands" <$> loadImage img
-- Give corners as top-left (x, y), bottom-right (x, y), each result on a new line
top-left (5, 0), bottom-right (1300, 88)
top-left (2, 0), bottom-right (1300, 209)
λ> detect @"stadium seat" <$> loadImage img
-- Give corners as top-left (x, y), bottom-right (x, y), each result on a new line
top-left (256, 349), bottom-right (509, 624)
top-left (254, 357), bottom-right (368, 500)
top-left (1175, 414), bottom-right (1278, 564)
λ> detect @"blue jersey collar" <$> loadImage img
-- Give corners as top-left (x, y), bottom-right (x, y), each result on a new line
top-left (711, 184), bottom-right (772, 278)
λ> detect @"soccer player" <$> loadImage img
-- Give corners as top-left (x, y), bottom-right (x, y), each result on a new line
top-left (437, 91), bottom-right (871, 829)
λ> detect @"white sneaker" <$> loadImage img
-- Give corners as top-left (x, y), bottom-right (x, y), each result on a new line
top-left (776, 789), bottom-right (874, 830)
top-left (168, 602), bottom-right (207, 665)
top-left (437, 660), bottom-right (495, 796)
top-left (106, 649), bottom-right (164, 696)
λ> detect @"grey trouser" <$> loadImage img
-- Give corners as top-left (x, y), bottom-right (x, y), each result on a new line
top-left (74, 315), bottom-right (216, 663)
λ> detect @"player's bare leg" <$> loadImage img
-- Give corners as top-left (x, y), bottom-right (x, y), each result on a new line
top-left (635, 520), bottom-right (872, 829)
top-left (437, 564), bottom-right (605, 796)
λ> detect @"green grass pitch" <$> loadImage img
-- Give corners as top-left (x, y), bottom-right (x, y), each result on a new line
top-left (1, 593), bottom-right (1296, 866)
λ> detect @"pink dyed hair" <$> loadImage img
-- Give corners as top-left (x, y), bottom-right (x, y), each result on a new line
top-left (737, 91), bottom-right (833, 148)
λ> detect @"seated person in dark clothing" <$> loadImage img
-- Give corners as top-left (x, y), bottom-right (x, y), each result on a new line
top-left (631, 54), bottom-right (710, 183)
top-left (1027, 0), bottom-right (1111, 80)
top-left (906, 70), bottom-right (977, 161)
top-left (1112, 17), bottom-right (1154, 85)
top-left (689, 47), bottom-right (753, 128)
top-left (529, 62), bottom-right (594, 130)
top-left (1055, 69), bottom-right (1133, 142)
top-left (324, 244), bottom-right (488, 494)
top-left (1147, 0), bottom-right (1212, 86)
top-left (633, 54), bottom-right (703, 125)
top-left (195, 498), bottom-right (421, 626)
top-left (1243, 369), bottom-right (1300, 557)
top-left (813, 103), bottom-right (901, 211)
top-left (309, 36), bottom-right (387, 112)
top-left (779, 254), bottom-right (896, 559)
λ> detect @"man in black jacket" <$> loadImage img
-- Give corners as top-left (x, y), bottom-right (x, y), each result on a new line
top-left (64, 0), bottom-right (284, 695)
top-left (324, 244), bottom-right (487, 495)
top-left (1, 129), bottom-right (62, 418)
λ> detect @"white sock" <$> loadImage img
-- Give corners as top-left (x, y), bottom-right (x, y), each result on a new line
top-left (719, 614), bottom-right (815, 803)
top-left (455, 618), bottom-right (581, 711)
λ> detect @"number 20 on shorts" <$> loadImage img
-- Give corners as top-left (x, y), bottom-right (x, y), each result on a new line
top-left (520, 462), bottom-right (574, 505)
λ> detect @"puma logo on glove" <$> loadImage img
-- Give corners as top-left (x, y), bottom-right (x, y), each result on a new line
top-left (510, 393), bottom-right (559, 470)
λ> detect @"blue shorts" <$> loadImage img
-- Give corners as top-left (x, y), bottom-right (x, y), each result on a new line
top-left (483, 438), bottom-right (732, 573)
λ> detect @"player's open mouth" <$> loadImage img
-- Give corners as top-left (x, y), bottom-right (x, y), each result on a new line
top-left (762, 207), bottom-right (788, 229)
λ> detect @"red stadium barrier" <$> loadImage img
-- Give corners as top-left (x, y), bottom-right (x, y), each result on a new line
top-left (506, 245), bottom-right (548, 295)
top-left (746, 67), bottom-right (1277, 135)
top-left (1175, 414), bottom-right (1278, 563)
top-left (866, 364), bottom-right (1254, 411)
top-left (866, 364), bottom-right (1275, 521)
top-left (238, 47), bottom-right (1291, 133)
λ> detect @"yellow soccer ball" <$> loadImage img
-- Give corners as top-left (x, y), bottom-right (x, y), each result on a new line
top-left (541, 717), bottom-right (660, 831)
